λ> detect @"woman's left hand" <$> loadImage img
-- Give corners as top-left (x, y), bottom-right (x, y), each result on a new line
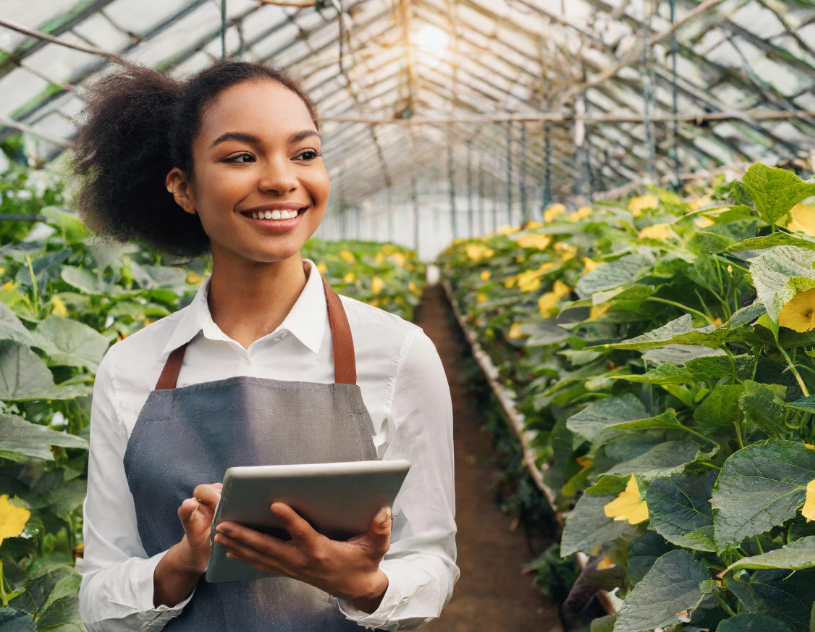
top-left (213, 502), bottom-right (392, 613)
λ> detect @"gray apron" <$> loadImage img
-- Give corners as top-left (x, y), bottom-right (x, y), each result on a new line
top-left (123, 272), bottom-right (383, 631)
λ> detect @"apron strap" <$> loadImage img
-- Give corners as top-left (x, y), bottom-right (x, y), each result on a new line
top-left (155, 269), bottom-right (357, 390)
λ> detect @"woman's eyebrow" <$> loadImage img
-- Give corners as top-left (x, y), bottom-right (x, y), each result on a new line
top-left (210, 130), bottom-right (320, 148)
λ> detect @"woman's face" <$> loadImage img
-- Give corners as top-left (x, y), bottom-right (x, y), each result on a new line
top-left (173, 79), bottom-right (329, 265)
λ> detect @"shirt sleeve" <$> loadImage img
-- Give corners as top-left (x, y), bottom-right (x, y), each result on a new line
top-left (335, 328), bottom-right (460, 630)
top-left (76, 350), bottom-right (197, 632)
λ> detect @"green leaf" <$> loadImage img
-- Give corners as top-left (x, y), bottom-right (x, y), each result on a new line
top-left (645, 470), bottom-right (717, 551)
top-left (614, 549), bottom-right (708, 632)
top-left (561, 479), bottom-right (636, 557)
top-left (727, 536), bottom-right (815, 572)
top-left (742, 164), bottom-right (815, 226)
top-left (566, 393), bottom-right (647, 445)
top-left (35, 315), bottom-right (110, 371)
top-left (712, 440), bottom-right (815, 548)
top-left (612, 364), bottom-right (691, 385)
top-left (641, 344), bottom-right (725, 365)
top-left (576, 253), bottom-right (655, 298)
top-left (627, 530), bottom-right (674, 585)
top-left (0, 414), bottom-right (88, 461)
top-left (0, 340), bottom-right (90, 401)
top-left (725, 568), bottom-right (815, 632)
top-left (749, 246), bottom-right (815, 322)
top-left (59, 266), bottom-right (121, 296)
top-left (787, 396), bottom-right (815, 413)
top-left (519, 320), bottom-right (572, 346)
top-left (694, 385), bottom-right (744, 431)
top-left (728, 232), bottom-right (815, 253)
top-left (0, 302), bottom-right (42, 348)
top-left (598, 314), bottom-right (728, 351)
top-left (600, 435), bottom-right (709, 480)
top-left (740, 380), bottom-right (786, 438)
top-left (718, 614), bottom-right (794, 632)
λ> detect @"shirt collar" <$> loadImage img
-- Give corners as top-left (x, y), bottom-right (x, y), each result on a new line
top-left (161, 259), bottom-right (327, 357)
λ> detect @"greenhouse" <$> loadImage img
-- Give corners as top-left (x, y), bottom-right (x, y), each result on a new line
top-left (1, 0), bottom-right (815, 631)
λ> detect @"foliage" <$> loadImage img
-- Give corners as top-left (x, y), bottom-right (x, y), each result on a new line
top-left (0, 163), bottom-right (426, 629)
top-left (437, 164), bottom-right (815, 630)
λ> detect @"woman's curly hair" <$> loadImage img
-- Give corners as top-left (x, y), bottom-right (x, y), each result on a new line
top-left (69, 60), bottom-right (319, 257)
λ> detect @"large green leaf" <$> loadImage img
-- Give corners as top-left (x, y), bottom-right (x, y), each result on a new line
top-left (725, 568), bottom-right (815, 632)
top-left (0, 414), bottom-right (88, 462)
top-left (645, 470), bottom-right (717, 551)
top-left (598, 314), bottom-right (728, 351)
top-left (35, 315), bottom-right (110, 371)
top-left (741, 164), bottom-right (815, 226)
top-left (566, 393), bottom-right (647, 445)
top-left (694, 385), bottom-right (744, 431)
top-left (600, 435), bottom-right (708, 480)
top-left (740, 380), bottom-right (786, 438)
top-left (727, 536), bottom-right (815, 572)
top-left (59, 266), bottom-right (121, 296)
top-left (712, 440), bottom-right (815, 548)
top-left (641, 344), bottom-right (725, 365)
top-left (0, 302), bottom-right (42, 349)
top-left (718, 614), bottom-right (793, 632)
top-left (0, 341), bottom-right (90, 401)
top-left (728, 232), bottom-right (815, 253)
top-left (749, 246), bottom-right (815, 321)
top-left (614, 549), bottom-right (709, 632)
top-left (627, 530), bottom-right (674, 585)
top-left (576, 253), bottom-right (655, 298)
top-left (561, 480), bottom-right (636, 557)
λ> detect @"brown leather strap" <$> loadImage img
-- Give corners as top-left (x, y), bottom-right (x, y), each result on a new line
top-left (155, 272), bottom-right (356, 389)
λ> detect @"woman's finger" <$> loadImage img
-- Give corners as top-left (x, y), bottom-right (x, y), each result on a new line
top-left (226, 550), bottom-right (286, 576)
top-left (271, 503), bottom-right (320, 545)
top-left (216, 527), bottom-right (298, 569)
top-left (192, 483), bottom-right (221, 508)
top-left (364, 506), bottom-right (392, 557)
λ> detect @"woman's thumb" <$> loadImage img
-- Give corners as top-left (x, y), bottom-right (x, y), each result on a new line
top-left (366, 506), bottom-right (392, 551)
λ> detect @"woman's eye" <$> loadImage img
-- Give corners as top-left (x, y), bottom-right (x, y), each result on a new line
top-left (297, 150), bottom-right (321, 161)
top-left (226, 153), bottom-right (253, 163)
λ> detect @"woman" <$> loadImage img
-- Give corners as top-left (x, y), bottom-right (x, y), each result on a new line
top-left (72, 60), bottom-right (458, 631)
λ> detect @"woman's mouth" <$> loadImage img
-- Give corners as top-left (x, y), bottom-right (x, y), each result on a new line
top-left (239, 206), bottom-right (309, 232)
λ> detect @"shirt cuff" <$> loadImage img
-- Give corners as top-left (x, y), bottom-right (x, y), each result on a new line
top-left (135, 549), bottom-right (198, 618)
top-left (334, 567), bottom-right (407, 630)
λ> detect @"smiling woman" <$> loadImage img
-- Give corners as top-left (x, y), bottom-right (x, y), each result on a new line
top-left (68, 59), bottom-right (458, 632)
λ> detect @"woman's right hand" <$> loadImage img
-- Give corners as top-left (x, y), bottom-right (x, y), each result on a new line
top-left (176, 482), bottom-right (223, 574)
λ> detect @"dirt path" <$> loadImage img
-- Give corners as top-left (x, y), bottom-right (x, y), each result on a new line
top-left (413, 283), bottom-right (563, 632)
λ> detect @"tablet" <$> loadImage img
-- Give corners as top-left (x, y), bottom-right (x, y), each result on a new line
top-left (205, 459), bottom-right (411, 583)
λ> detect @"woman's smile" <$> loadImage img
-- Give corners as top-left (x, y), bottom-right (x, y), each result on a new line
top-left (239, 205), bottom-right (310, 233)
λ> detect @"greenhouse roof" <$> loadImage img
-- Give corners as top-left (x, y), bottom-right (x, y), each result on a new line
top-left (1, 0), bottom-right (814, 206)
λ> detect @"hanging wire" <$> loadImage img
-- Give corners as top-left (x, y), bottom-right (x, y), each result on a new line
top-left (477, 154), bottom-right (485, 236)
top-left (448, 129), bottom-right (457, 240)
top-left (670, 0), bottom-right (681, 189)
top-left (642, 0), bottom-right (657, 182)
top-left (520, 121), bottom-right (528, 225)
top-left (543, 118), bottom-right (552, 211)
top-left (220, 0), bottom-right (227, 60)
top-left (326, 0), bottom-right (345, 74)
top-left (506, 118), bottom-right (513, 226)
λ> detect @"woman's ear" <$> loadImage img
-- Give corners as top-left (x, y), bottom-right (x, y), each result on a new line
top-left (166, 167), bottom-right (197, 216)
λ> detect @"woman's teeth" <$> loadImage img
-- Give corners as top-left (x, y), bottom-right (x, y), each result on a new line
top-left (248, 209), bottom-right (301, 220)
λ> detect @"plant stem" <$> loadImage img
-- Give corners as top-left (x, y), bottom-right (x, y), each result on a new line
top-left (754, 536), bottom-right (764, 554)
top-left (777, 344), bottom-right (811, 397)
top-left (25, 255), bottom-right (39, 315)
top-left (712, 590), bottom-right (737, 617)
top-left (644, 297), bottom-right (714, 325)
top-left (677, 422), bottom-right (721, 448)
top-left (734, 421), bottom-right (745, 449)
top-left (0, 561), bottom-right (6, 607)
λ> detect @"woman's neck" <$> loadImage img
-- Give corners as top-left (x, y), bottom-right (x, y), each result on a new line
top-left (206, 252), bottom-right (309, 350)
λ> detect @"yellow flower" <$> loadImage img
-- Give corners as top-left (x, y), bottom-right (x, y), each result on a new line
top-left (317, 262), bottom-right (329, 273)
top-left (477, 293), bottom-right (488, 303)
top-left (567, 207), bottom-right (592, 222)
top-left (555, 242), bottom-right (577, 262)
top-left (604, 476), bottom-right (649, 525)
top-left (394, 296), bottom-right (404, 305)
top-left (687, 195), bottom-right (712, 211)
top-left (0, 494), bottom-right (30, 546)
top-left (480, 270), bottom-right (491, 281)
top-left (2, 281), bottom-right (16, 292)
top-left (0, 267), bottom-right (4, 275)
top-left (538, 280), bottom-right (572, 317)
top-left (371, 276), bottom-right (385, 295)
top-left (343, 272), bottom-right (355, 283)
top-left (526, 221), bottom-right (543, 229)
top-left (517, 234), bottom-right (552, 250)
top-left (51, 297), bottom-right (68, 317)
top-left (368, 298), bottom-right (380, 307)
top-left (504, 276), bottom-right (517, 289)
top-left (628, 194), bottom-right (659, 216)
top-left (389, 252), bottom-right (407, 267)
top-left (375, 252), bottom-right (385, 263)
top-left (339, 249), bottom-right (356, 264)
top-left (581, 257), bottom-right (600, 275)
top-left (694, 216), bottom-right (715, 228)
top-left (803, 479), bottom-right (815, 522)
top-left (787, 204), bottom-right (815, 237)
top-left (516, 263), bottom-right (555, 293)
top-left (498, 225), bottom-right (521, 235)
top-left (406, 263), bottom-right (415, 271)
top-left (596, 556), bottom-right (615, 570)
top-left (516, 255), bottom-right (526, 263)
top-left (544, 204), bottom-right (566, 223)
top-left (638, 223), bottom-right (677, 241)
top-left (713, 317), bottom-right (724, 328)
top-left (466, 244), bottom-right (494, 262)
top-left (806, 444), bottom-right (815, 450)
top-left (186, 271), bottom-right (203, 284)
top-left (409, 281), bottom-right (421, 295)
top-left (589, 303), bottom-right (611, 321)
top-left (779, 288), bottom-right (815, 332)
top-left (508, 322), bottom-right (524, 339)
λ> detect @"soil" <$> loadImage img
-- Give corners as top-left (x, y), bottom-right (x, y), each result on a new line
top-left (412, 283), bottom-right (563, 632)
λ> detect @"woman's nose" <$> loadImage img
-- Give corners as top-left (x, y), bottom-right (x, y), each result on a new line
top-left (258, 161), bottom-right (298, 194)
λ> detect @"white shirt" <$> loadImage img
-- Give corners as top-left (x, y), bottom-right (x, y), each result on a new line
top-left (76, 259), bottom-right (458, 632)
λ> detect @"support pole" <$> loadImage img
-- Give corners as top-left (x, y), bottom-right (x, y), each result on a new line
top-left (506, 120), bottom-right (513, 226)
top-left (221, 0), bottom-right (227, 60)
top-left (478, 155), bottom-right (485, 236)
top-left (467, 141), bottom-right (474, 238)
top-left (412, 176), bottom-right (420, 253)
top-left (670, 0), bottom-right (681, 190)
top-left (520, 121), bottom-right (528, 225)
top-left (544, 119), bottom-right (552, 210)
top-left (448, 132), bottom-right (457, 240)
top-left (642, 0), bottom-right (656, 181)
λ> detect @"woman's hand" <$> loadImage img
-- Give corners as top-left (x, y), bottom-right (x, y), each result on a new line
top-left (176, 482), bottom-right (223, 574)
top-left (213, 503), bottom-right (393, 613)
